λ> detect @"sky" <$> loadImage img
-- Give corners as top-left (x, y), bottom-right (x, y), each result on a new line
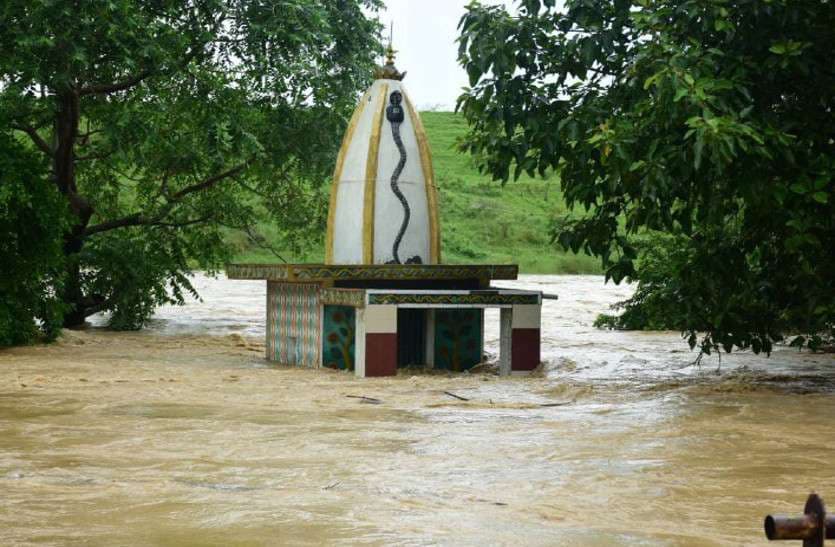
top-left (374, 0), bottom-right (517, 110)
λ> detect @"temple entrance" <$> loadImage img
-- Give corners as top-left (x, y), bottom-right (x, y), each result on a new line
top-left (397, 308), bottom-right (426, 366)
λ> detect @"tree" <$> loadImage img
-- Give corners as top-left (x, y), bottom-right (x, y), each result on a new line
top-left (0, 129), bottom-right (68, 345)
top-left (0, 0), bottom-right (381, 332)
top-left (457, 0), bottom-right (835, 355)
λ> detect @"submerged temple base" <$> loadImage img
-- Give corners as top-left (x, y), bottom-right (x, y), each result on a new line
top-left (227, 264), bottom-right (542, 377)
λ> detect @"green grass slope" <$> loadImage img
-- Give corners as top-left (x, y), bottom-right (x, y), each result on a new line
top-left (423, 112), bottom-right (598, 273)
top-left (234, 111), bottom-right (600, 274)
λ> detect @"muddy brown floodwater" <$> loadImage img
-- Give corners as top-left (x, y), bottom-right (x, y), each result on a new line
top-left (1, 275), bottom-right (834, 546)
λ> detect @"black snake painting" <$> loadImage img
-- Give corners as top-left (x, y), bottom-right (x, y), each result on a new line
top-left (386, 90), bottom-right (422, 265)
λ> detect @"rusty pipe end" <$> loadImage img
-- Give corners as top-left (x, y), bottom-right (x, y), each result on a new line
top-left (764, 495), bottom-right (828, 541)
top-left (764, 515), bottom-right (777, 540)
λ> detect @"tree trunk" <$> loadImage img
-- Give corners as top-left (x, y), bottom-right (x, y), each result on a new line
top-left (61, 252), bottom-right (88, 329)
top-left (53, 90), bottom-right (94, 328)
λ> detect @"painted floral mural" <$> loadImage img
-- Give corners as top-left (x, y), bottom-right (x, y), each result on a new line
top-left (434, 309), bottom-right (482, 371)
top-left (323, 306), bottom-right (355, 371)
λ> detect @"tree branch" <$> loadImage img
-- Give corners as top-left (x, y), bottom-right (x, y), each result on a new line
top-left (77, 36), bottom-right (209, 97)
top-left (79, 69), bottom-right (154, 96)
top-left (172, 161), bottom-right (249, 199)
top-left (83, 210), bottom-right (215, 235)
top-left (75, 150), bottom-right (115, 162)
top-left (78, 128), bottom-right (104, 145)
top-left (11, 123), bottom-right (53, 156)
top-left (84, 213), bottom-right (149, 235)
top-left (83, 160), bottom-right (250, 236)
top-left (152, 215), bottom-right (213, 228)
top-left (221, 221), bottom-right (288, 263)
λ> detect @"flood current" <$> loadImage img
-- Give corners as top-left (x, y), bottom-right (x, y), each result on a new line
top-left (1, 274), bottom-right (833, 545)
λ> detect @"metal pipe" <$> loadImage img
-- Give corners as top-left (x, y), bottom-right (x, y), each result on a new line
top-left (765, 515), bottom-right (835, 540)
top-left (764, 515), bottom-right (818, 540)
top-left (764, 494), bottom-right (833, 544)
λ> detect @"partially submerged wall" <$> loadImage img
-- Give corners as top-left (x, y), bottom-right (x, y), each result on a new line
top-left (266, 282), bottom-right (320, 367)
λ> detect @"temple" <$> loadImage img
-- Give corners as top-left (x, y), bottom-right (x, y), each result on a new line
top-left (226, 47), bottom-right (543, 377)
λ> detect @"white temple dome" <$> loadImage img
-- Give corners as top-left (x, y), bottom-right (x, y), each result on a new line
top-left (325, 57), bottom-right (441, 265)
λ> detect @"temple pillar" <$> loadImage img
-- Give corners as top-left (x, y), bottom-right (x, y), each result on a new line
top-left (499, 308), bottom-right (512, 376)
top-left (356, 305), bottom-right (397, 378)
top-left (424, 309), bottom-right (435, 369)
top-left (510, 304), bottom-right (541, 372)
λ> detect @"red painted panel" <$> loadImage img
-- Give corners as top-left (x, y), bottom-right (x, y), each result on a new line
top-left (511, 328), bottom-right (540, 371)
top-left (365, 333), bottom-right (398, 377)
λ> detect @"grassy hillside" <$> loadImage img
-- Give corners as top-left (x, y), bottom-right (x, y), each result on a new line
top-left (234, 111), bottom-right (600, 274)
top-left (423, 112), bottom-right (598, 273)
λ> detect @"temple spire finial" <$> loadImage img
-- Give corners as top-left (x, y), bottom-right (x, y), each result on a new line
top-left (375, 21), bottom-right (406, 81)
top-left (386, 22), bottom-right (396, 64)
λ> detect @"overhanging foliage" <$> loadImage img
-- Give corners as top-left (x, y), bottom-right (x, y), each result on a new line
top-left (1, 0), bottom-right (382, 334)
top-left (458, 0), bottom-right (834, 354)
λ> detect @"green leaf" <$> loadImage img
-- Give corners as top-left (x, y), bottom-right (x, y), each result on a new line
top-left (786, 219), bottom-right (804, 231)
top-left (812, 192), bottom-right (828, 204)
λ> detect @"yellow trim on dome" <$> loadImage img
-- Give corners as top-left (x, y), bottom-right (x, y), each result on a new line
top-left (325, 90), bottom-right (370, 264)
top-left (405, 92), bottom-right (441, 263)
top-left (363, 83), bottom-right (388, 264)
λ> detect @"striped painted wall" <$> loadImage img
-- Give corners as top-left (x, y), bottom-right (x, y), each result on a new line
top-left (266, 282), bottom-right (321, 367)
